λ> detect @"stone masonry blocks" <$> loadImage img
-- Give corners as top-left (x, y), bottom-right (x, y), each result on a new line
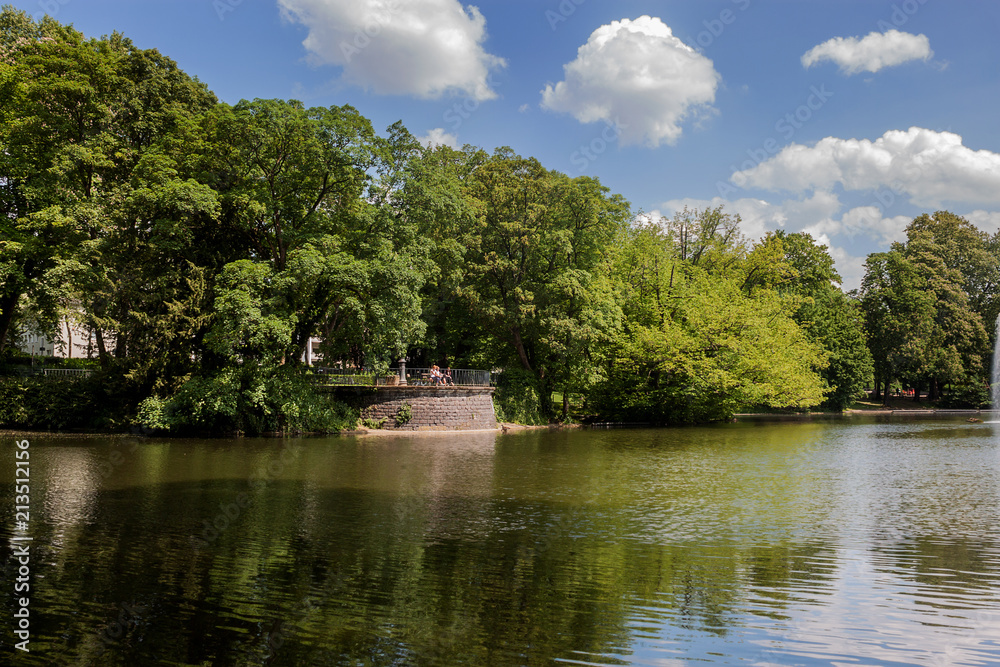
top-left (328, 387), bottom-right (497, 431)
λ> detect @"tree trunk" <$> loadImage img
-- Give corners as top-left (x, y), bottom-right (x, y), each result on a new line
top-left (95, 328), bottom-right (110, 368)
top-left (562, 391), bottom-right (569, 422)
top-left (537, 370), bottom-right (552, 421)
top-left (0, 290), bottom-right (21, 355)
top-left (511, 325), bottom-right (532, 371)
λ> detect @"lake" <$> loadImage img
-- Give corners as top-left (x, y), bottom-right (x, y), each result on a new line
top-left (3, 415), bottom-right (1000, 665)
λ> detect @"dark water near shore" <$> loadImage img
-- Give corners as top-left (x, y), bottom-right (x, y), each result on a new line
top-left (3, 415), bottom-right (1000, 665)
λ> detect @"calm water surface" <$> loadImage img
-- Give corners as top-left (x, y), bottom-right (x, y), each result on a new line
top-left (3, 415), bottom-right (1000, 665)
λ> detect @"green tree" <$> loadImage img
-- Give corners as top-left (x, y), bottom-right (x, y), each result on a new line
top-left (906, 211), bottom-right (998, 322)
top-left (774, 231), bottom-right (872, 410)
top-left (903, 225), bottom-right (988, 400)
top-left (860, 213), bottom-right (992, 404)
top-left (0, 8), bottom-right (78, 353)
top-left (206, 100), bottom-right (430, 368)
top-left (1, 9), bottom-right (220, 387)
top-left (401, 144), bottom-right (490, 366)
top-left (592, 266), bottom-right (827, 423)
top-left (592, 215), bottom-right (829, 423)
top-left (455, 148), bottom-right (630, 418)
top-left (859, 249), bottom-right (936, 401)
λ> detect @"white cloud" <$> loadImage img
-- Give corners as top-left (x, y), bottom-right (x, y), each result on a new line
top-left (417, 128), bottom-right (459, 149)
top-left (278, 0), bottom-right (505, 100)
top-left (966, 210), bottom-right (1000, 235)
top-left (658, 195), bottom-right (895, 290)
top-left (541, 16), bottom-right (720, 147)
top-left (731, 127), bottom-right (1000, 208)
top-left (825, 245), bottom-right (868, 291)
top-left (661, 191), bottom-right (1000, 292)
top-left (662, 196), bottom-right (785, 241)
top-left (806, 206), bottom-right (911, 246)
top-left (662, 192), bottom-right (842, 242)
top-left (802, 29), bottom-right (932, 74)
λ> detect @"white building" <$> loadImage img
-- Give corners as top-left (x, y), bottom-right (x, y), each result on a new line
top-left (18, 319), bottom-right (322, 363)
top-left (17, 318), bottom-right (95, 359)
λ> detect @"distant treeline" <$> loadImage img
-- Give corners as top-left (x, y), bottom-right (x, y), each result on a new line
top-left (1, 9), bottom-right (995, 432)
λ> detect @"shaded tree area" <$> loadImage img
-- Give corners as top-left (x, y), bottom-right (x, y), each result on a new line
top-left (0, 9), bottom-right (419, 433)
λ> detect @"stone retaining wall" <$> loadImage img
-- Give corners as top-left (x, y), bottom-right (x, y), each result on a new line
top-left (326, 386), bottom-right (497, 431)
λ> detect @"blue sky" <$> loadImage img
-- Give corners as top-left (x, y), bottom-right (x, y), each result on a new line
top-left (11, 0), bottom-right (1000, 287)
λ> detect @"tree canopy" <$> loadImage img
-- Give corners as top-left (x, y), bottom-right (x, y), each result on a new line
top-left (6, 8), bottom-right (998, 432)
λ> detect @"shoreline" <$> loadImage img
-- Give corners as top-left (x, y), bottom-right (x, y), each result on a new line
top-left (0, 422), bottom-right (575, 440)
top-left (735, 408), bottom-right (987, 418)
top-left (5, 411), bottom-right (989, 440)
top-left (353, 422), bottom-right (580, 437)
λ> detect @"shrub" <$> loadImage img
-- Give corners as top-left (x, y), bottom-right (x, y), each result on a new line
top-left (136, 365), bottom-right (359, 435)
top-left (394, 402), bottom-right (412, 426)
top-left (0, 375), bottom-right (112, 431)
top-left (492, 368), bottom-right (546, 425)
top-left (940, 380), bottom-right (991, 409)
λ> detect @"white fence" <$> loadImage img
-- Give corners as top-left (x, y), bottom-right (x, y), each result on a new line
top-left (41, 368), bottom-right (95, 379)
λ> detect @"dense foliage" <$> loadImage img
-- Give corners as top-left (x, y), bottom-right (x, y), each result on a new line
top-left (5, 9), bottom-right (996, 432)
top-left (858, 211), bottom-right (997, 405)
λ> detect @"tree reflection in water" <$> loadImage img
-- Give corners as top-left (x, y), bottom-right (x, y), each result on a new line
top-left (1, 418), bottom-right (998, 665)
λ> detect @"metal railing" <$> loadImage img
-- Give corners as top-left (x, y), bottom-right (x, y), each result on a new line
top-left (308, 367), bottom-right (491, 388)
top-left (399, 368), bottom-right (491, 387)
top-left (306, 369), bottom-right (392, 387)
top-left (41, 368), bottom-right (95, 379)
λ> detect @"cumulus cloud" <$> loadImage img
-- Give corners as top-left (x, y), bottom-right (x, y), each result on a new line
top-left (825, 245), bottom-right (868, 291)
top-left (805, 206), bottom-right (911, 246)
top-left (802, 29), bottom-right (932, 74)
top-left (417, 128), bottom-right (459, 149)
top-left (658, 194), bottom-right (902, 290)
top-left (278, 0), bottom-right (505, 100)
top-left (731, 127), bottom-right (1000, 208)
top-left (661, 190), bottom-right (1000, 291)
top-left (966, 210), bottom-right (1000, 235)
top-left (541, 16), bottom-right (720, 147)
top-left (662, 192), bottom-right (842, 242)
